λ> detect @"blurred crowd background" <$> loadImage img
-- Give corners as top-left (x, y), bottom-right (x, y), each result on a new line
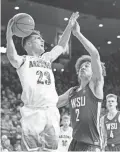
top-left (1, 49), bottom-right (120, 151)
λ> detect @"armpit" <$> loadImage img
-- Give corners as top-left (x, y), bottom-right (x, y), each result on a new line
top-left (89, 79), bottom-right (104, 100)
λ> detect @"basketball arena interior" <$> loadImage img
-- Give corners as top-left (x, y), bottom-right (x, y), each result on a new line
top-left (1, 0), bottom-right (120, 151)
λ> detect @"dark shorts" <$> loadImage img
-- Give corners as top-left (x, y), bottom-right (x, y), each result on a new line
top-left (68, 138), bottom-right (101, 152)
top-left (105, 144), bottom-right (120, 151)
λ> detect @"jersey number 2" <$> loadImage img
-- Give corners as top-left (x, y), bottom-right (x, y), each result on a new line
top-left (75, 109), bottom-right (80, 121)
top-left (36, 70), bottom-right (51, 85)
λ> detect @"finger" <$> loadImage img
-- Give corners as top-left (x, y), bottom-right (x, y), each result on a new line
top-left (8, 18), bottom-right (14, 28)
top-left (74, 12), bottom-right (79, 18)
top-left (9, 19), bottom-right (14, 27)
top-left (70, 12), bottom-right (79, 24)
top-left (69, 12), bottom-right (75, 21)
top-left (74, 12), bottom-right (79, 20)
top-left (8, 18), bottom-right (13, 26)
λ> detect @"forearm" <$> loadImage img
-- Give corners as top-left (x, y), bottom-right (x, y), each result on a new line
top-left (58, 25), bottom-right (71, 49)
top-left (6, 36), bottom-right (18, 59)
top-left (57, 96), bottom-right (68, 108)
top-left (75, 32), bottom-right (100, 59)
top-left (57, 100), bottom-right (67, 108)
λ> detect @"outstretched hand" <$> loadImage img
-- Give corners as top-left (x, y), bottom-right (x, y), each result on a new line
top-left (72, 21), bottom-right (80, 36)
top-left (6, 18), bottom-right (14, 38)
top-left (68, 12), bottom-right (79, 28)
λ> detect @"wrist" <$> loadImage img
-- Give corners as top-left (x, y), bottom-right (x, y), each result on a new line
top-left (6, 34), bottom-right (13, 40)
top-left (75, 31), bottom-right (81, 37)
top-left (67, 24), bottom-right (73, 30)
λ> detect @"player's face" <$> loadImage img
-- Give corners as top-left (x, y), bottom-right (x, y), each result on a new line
top-left (29, 35), bottom-right (45, 54)
top-left (106, 97), bottom-right (117, 111)
top-left (5, 115), bottom-right (9, 120)
top-left (62, 118), bottom-right (70, 127)
top-left (78, 61), bottom-right (92, 79)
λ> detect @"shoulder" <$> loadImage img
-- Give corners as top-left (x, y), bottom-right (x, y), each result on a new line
top-left (65, 87), bottom-right (75, 96)
top-left (69, 126), bottom-right (73, 132)
top-left (60, 126), bottom-right (63, 131)
top-left (69, 86), bottom-right (78, 96)
top-left (16, 55), bottom-right (27, 70)
top-left (118, 112), bottom-right (120, 123)
top-left (41, 52), bottom-right (52, 62)
top-left (42, 52), bottom-right (50, 57)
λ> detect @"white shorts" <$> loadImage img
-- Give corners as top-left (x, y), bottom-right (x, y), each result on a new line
top-left (20, 106), bottom-right (60, 151)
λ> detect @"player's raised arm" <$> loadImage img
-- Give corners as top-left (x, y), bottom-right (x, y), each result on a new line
top-left (6, 18), bottom-right (24, 69)
top-left (57, 88), bottom-right (72, 108)
top-left (47, 12), bottom-right (79, 62)
top-left (72, 21), bottom-right (103, 81)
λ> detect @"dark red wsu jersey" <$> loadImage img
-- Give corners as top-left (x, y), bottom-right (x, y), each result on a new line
top-left (69, 84), bottom-right (102, 145)
top-left (104, 111), bottom-right (120, 145)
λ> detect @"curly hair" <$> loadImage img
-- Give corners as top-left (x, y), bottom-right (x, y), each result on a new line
top-left (21, 30), bottom-right (42, 48)
top-left (75, 55), bottom-right (106, 76)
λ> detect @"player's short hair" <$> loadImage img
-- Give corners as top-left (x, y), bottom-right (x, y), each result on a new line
top-left (21, 30), bottom-right (41, 48)
top-left (75, 55), bottom-right (106, 76)
top-left (106, 94), bottom-right (117, 101)
top-left (62, 114), bottom-right (70, 120)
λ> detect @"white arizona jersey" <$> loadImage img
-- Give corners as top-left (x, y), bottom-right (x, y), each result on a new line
top-left (17, 53), bottom-right (58, 108)
top-left (58, 126), bottom-right (73, 152)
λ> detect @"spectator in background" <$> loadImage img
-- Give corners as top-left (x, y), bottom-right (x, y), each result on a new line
top-left (58, 115), bottom-right (73, 152)
top-left (1, 135), bottom-right (8, 145)
top-left (100, 94), bottom-right (120, 151)
top-left (2, 138), bottom-right (13, 151)
top-left (14, 144), bottom-right (22, 151)
top-left (1, 114), bottom-right (14, 137)
top-left (12, 115), bottom-right (19, 127)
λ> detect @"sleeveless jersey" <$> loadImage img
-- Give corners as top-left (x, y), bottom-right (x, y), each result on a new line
top-left (58, 126), bottom-right (73, 152)
top-left (17, 55), bottom-right (58, 108)
top-left (104, 111), bottom-right (120, 145)
top-left (69, 84), bottom-right (102, 145)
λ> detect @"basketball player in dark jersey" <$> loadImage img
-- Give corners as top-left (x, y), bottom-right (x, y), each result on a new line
top-left (100, 94), bottom-right (120, 151)
top-left (57, 21), bottom-right (106, 151)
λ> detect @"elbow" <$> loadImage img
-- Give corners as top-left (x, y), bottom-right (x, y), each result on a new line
top-left (91, 49), bottom-right (100, 60)
top-left (6, 51), bottom-right (14, 61)
top-left (58, 42), bottom-right (66, 49)
top-left (56, 44), bottom-right (65, 52)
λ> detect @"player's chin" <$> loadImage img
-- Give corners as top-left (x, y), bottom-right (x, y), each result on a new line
top-left (108, 106), bottom-right (113, 110)
top-left (39, 48), bottom-right (45, 54)
top-left (79, 73), bottom-right (86, 78)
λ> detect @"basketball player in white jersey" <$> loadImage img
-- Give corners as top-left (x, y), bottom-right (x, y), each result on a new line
top-left (100, 94), bottom-right (120, 151)
top-left (58, 115), bottom-right (73, 152)
top-left (6, 12), bottom-right (79, 151)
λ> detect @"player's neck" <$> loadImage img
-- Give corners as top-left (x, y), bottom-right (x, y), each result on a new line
top-left (27, 51), bottom-right (42, 57)
top-left (27, 49), bottom-right (43, 56)
top-left (79, 79), bottom-right (89, 89)
top-left (109, 109), bottom-right (118, 116)
top-left (63, 126), bottom-right (69, 131)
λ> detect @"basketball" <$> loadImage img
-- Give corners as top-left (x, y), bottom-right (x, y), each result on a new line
top-left (12, 13), bottom-right (35, 37)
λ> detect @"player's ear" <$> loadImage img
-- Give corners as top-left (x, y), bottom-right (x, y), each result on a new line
top-left (27, 41), bottom-right (32, 47)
